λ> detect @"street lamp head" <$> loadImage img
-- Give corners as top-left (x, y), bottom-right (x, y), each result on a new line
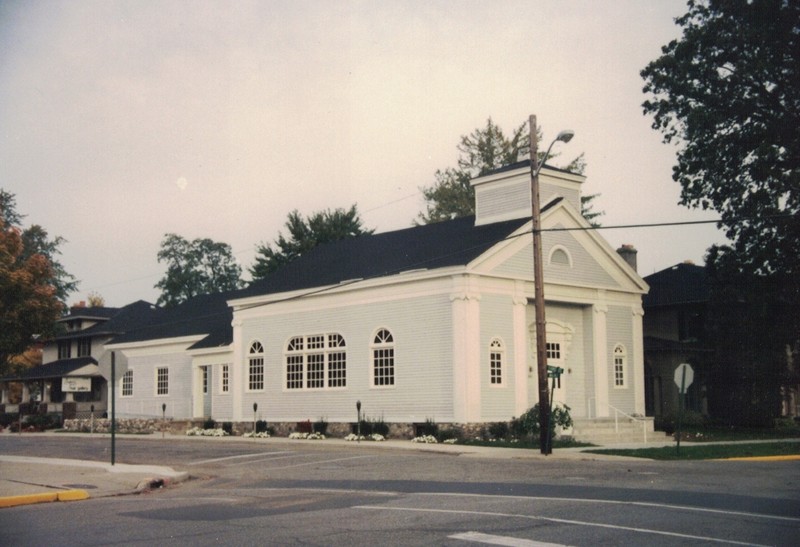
top-left (556, 130), bottom-right (575, 144)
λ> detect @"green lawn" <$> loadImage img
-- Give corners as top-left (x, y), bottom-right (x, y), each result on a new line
top-left (584, 441), bottom-right (800, 460)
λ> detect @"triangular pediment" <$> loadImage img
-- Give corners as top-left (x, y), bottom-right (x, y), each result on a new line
top-left (469, 199), bottom-right (648, 294)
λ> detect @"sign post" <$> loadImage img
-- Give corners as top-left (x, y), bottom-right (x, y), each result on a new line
top-left (674, 363), bottom-right (694, 456)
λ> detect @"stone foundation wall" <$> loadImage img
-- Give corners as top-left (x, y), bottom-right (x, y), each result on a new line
top-left (61, 419), bottom-right (531, 440)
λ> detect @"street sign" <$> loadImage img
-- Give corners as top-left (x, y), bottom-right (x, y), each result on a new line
top-left (674, 363), bottom-right (694, 394)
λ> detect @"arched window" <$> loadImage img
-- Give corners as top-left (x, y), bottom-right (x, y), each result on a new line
top-left (284, 334), bottom-right (347, 390)
top-left (613, 344), bottom-right (627, 388)
top-left (371, 328), bottom-right (395, 387)
top-left (121, 370), bottom-right (133, 397)
top-left (248, 341), bottom-right (264, 391)
top-left (548, 245), bottom-right (573, 267)
top-left (489, 338), bottom-right (504, 386)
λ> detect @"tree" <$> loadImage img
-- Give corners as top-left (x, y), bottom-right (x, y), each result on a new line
top-left (641, 0), bottom-right (799, 280)
top-left (0, 189), bottom-right (78, 305)
top-left (417, 118), bottom-right (593, 224)
top-left (250, 205), bottom-right (374, 280)
top-left (155, 234), bottom-right (243, 307)
top-left (642, 0), bottom-right (800, 425)
top-left (0, 217), bottom-right (62, 375)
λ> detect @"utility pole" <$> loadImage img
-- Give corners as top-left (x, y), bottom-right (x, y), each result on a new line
top-left (529, 114), bottom-right (551, 455)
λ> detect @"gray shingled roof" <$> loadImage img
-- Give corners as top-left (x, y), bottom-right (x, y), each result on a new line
top-left (643, 263), bottom-right (709, 307)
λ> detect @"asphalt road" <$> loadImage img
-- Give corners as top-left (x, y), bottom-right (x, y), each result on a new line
top-left (1, 435), bottom-right (799, 546)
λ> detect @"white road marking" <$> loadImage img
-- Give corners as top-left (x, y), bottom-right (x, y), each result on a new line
top-left (264, 455), bottom-right (374, 469)
top-left (189, 451), bottom-right (294, 465)
top-left (450, 531), bottom-right (568, 546)
top-left (421, 492), bottom-right (800, 523)
top-left (353, 505), bottom-right (772, 547)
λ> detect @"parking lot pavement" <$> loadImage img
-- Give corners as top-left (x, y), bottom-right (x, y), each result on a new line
top-left (0, 455), bottom-right (188, 508)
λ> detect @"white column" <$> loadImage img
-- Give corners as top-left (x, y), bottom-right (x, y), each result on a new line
top-left (632, 305), bottom-right (646, 415)
top-left (231, 317), bottom-right (244, 421)
top-left (592, 301), bottom-right (609, 418)
top-left (451, 276), bottom-right (481, 423)
top-left (192, 365), bottom-right (203, 419)
top-left (512, 283), bottom-right (529, 416)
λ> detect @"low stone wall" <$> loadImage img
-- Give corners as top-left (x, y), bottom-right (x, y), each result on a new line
top-left (63, 418), bottom-right (191, 435)
top-left (61, 419), bottom-right (533, 441)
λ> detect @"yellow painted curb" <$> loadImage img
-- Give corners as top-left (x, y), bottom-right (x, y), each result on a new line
top-left (0, 489), bottom-right (89, 508)
top-left (722, 455), bottom-right (800, 462)
top-left (58, 489), bottom-right (90, 501)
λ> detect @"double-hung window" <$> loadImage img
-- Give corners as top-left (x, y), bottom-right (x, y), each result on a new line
top-left (156, 367), bottom-right (169, 395)
top-left (613, 344), bottom-right (627, 388)
top-left (371, 329), bottom-right (395, 387)
top-left (248, 342), bottom-right (265, 391)
top-left (489, 338), bottom-right (504, 386)
top-left (121, 370), bottom-right (133, 397)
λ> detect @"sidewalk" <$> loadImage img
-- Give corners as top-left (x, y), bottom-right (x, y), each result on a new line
top-left (0, 454), bottom-right (188, 509)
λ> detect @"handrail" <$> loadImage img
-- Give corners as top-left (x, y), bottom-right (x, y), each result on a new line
top-left (586, 398), bottom-right (649, 443)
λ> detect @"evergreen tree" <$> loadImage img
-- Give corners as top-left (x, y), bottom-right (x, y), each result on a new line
top-left (250, 205), bottom-right (373, 280)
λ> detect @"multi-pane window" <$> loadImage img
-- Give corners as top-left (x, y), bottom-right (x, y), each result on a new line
top-left (202, 366), bottom-right (208, 394)
top-left (156, 367), bottom-right (169, 395)
top-left (489, 338), bottom-right (504, 385)
top-left (285, 333), bottom-right (346, 390)
top-left (248, 341), bottom-right (264, 391)
top-left (546, 342), bottom-right (561, 361)
top-left (77, 337), bottom-right (91, 357)
top-left (221, 364), bottom-right (229, 393)
top-left (58, 340), bottom-right (71, 360)
top-left (121, 370), bottom-right (133, 397)
top-left (371, 328), bottom-right (395, 387)
top-left (613, 344), bottom-right (627, 388)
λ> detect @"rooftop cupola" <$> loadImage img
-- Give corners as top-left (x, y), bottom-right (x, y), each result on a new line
top-left (470, 159), bottom-right (586, 226)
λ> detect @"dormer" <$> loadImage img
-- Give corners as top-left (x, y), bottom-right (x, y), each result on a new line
top-left (471, 160), bottom-right (586, 226)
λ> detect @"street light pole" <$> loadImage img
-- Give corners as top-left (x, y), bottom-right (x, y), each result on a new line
top-left (529, 114), bottom-right (574, 455)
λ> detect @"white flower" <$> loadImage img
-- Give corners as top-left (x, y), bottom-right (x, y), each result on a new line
top-left (244, 431), bottom-right (270, 438)
top-left (442, 438), bottom-right (457, 444)
top-left (369, 434), bottom-right (385, 441)
top-left (411, 435), bottom-right (438, 444)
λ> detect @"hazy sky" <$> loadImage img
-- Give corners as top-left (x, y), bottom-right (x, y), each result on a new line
top-left (1, 0), bottom-right (725, 307)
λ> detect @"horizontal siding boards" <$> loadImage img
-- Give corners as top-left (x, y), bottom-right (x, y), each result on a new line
top-left (239, 294), bottom-right (454, 424)
top-left (544, 227), bottom-right (618, 287)
top-left (116, 353), bottom-right (194, 420)
top-left (480, 293), bottom-right (516, 420)
top-left (491, 230), bottom-right (619, 289)
top-left (607, 305), bottom-right (635, 413)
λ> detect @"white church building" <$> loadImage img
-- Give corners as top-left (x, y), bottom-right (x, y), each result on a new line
top-left (104, 160), bottom-right (649, 437)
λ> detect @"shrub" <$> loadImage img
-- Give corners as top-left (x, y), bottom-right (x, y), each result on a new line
top-left (511, 403), bottom-right (573, 440)
top-left (313, 417), bottom-right (328, 435)
top-left (369, 416), bottom-right (389, 437)
top-left (202, 417), bottom-right (216, 430)
top-left (437, 427), bottom-right (463, 443)
top-left (255, 420), bottom-right (269, 433)
top-left (0, 412), bottom-right (18, 428)
top-left (416, 418), bottom-right (438, 438)
top-left (221, 422), bottom-right (234, 435)
top-left (488, 421), bottom-right (509, 440)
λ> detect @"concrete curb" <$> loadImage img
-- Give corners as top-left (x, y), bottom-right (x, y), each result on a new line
top-left (0, 489), bottom-right (89, 508)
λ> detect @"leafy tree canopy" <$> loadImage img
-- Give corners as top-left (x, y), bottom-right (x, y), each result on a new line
top-left (417, 118), bottom-right (594, 225)
top-left (155, 234), bottom-right (243, 307)
top-left (0, 189), bottom-right (78, 304)
top-left (0, 216), bottom-right (62, 374)
top-left (641, 0), bottom-right (799, 279)
top-left (250, 205), bottom-right (374, 280)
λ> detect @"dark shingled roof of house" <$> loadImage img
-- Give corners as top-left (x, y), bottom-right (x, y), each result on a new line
top-left (108, 209), bottom-right (553, 349)
top-left (238, 213), bottom-right (535, 300)
top-left (1, 357), bottom-right (99, 381)
top-left (52, 300), bottom-right (160, 340)
top-left (642, 262), bottom-right (709, 308)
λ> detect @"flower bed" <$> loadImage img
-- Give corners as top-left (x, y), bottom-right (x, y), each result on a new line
top-left (186, 427), bottom-right (229, 437)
